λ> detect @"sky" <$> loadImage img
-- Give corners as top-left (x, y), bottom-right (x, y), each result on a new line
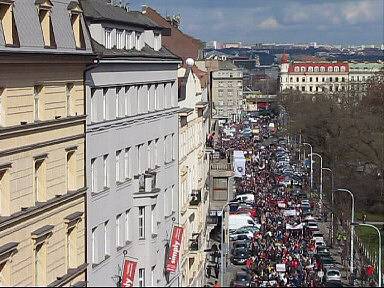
top-left (130, 0), bottom-right (384, 45)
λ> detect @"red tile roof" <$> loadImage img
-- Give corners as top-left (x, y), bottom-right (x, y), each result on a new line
top-left (143, 6), bottom-right (203, 64)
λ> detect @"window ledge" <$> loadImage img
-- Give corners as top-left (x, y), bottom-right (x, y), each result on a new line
top-left (91, 187), bottom-right (110, 198)
top-left (92, 254), bottom-right (111, 270)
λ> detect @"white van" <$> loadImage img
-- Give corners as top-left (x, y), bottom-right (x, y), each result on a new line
top-left (233, 193), bottom-right (255, 204)
top-left (229, 214), bottom-right (257, 232)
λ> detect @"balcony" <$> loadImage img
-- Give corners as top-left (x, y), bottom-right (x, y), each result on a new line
top-left (189, 233), bottom-right (200, 252)
top-left (189, 189), bottom-right (201, 206)
top-left (133, 170), bottom-right (160, 198)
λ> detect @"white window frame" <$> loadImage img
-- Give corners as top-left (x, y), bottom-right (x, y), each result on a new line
top-left (91, 158), bottom-right (96, 192)
top-left (125, 209), bottom-right (131, 242)
top-left (105, 28), bottom-right (112, 49)
top-left (115, 150), bottom-right (121, 183)
top-left (104, 221), bottom-right (109, 256)
top-left (66, 83), bottom-right (73, 117)
top-left (103, 154), bottom-right (108, 188)
top-left (115, 87), bottom-right (120, 118)
top-left (151, 204), bottom-right (156, 235)
top-left (116, 29), bottom-right (124, 49)
top-left (34, 86), bottom-right (41, 121)
top-left (91, 227), bottom-right (97, 264)
top-left (103, 88), bottom-right (107, 120)
top-left (138, 268), bottom-right (145, 287)
top-left (138, 206), bottom-right (145, 239)
top-left (124, 148), bottom-right (130, 179)
top-left (154, 139), bottom-right (158, 167)
top-left (135, 32), bottom-right (141, 50)
top-left (116, 214), bottom-right (121, 247)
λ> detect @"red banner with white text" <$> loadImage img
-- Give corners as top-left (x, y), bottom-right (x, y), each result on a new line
top-left (121, 259), bottom-right (137, 287)
top-left (166, 225), bottom-right (184, 272)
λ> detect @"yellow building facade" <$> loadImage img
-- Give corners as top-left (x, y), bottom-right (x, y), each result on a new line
top-left (0, 0), bottom-right (93, 286)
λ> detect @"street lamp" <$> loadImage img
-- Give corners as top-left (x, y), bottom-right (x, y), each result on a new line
top-left (322, 167), bottom-right (334, 246)
top-left (310, 153), bottom-right (323, 213)
top-left (303, 142), bottom-right (313, 190)
top-left (335, 188), bottom-right (355, 276)
top-left (220, 201), bottom-right (238, 286)
top-left (352, 222), bottom-right (382, 287)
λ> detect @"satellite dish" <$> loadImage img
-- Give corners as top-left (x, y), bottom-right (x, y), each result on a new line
top-left (186, 58), bottom-right (194, 67)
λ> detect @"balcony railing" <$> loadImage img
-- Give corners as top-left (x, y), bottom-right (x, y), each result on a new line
top-left (189, 233), bottom-right (200, 252)
top-left (210, 162), bottom-right (232, 171)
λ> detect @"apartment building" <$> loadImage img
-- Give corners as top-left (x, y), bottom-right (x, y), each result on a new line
top-left (0, 0), bottom-right (92, 286)
top-left (81, 1), bottom-right (180, 286)
top-left (142, 6), bottom-right (210, 286)
top-left (211, 62), bottom-right (243, 122)
top-left (178, 64), bottom-right (210, 287)
top-left (279, 55), bottom-right (349, 93)
top-left (349, 62), bottom-right (383, 94)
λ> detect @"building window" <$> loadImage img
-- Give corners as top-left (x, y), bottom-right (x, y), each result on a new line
top-left (34, 85), bottom-right (42, 121)
top-left (102, 88), bottom-right (107, 120)
top-left (135, 32), bottom-right (141, 50)
top-left (314, 67), bottom-right (319, 72)
top-left (328, 66), bottom-right (333, 72)
top-left (322, 77), bottom-right (325, 82)
top-left (330, 86), bottom-right (333, 92)
top-left (300, 67), bottom-right (305, 72)
top-left (301, 86), bottom-right (305, 92)
top-left (147, 141), bottom-right (152, 170)
top-left (147, 85), bottom-right (150, 112)
top-left (116, 214), bottom-right (122, 247)
top-left (70, 8), bottom-right (85, 49)
top-left (90, 88), bottom-right (96, 122)
top-left (125, 30), bottom-right (134, 49)
top-left (309, 77), bottom-right (312, 82)
top-left (0, 2), bottom-right (19, 47)
top-left (163, 136), bottom-right (167, 163)
top-left (154, 84), bottom-right (158, 110)
top-left (115, 150), bottom-right (121, 183)
top-left (329, 77), bottom-right (333, 82)
top-left (124, 148), bottom-right (130, 179)
top-left (302, 77), bottom-right (305, 82)
top-left (340, 66), bottom-right (346, 72)
top-left (342, 77), bottom-right (345, 82)
top-left (66, 83), bottom-right (74, 117)
top-left (294, 67), bottom-right (299, 72)
top-left (34, 242), bottom-right (47, 286)
top-left (0, 166), bottom-right (11, 217)
top-left (289, 77), bottom-right (293, 82)
top-left (151, 266), bottom-right (155, 286)
top-left (316, 87), bottom-right (319, 92)
top-left (116, 87), bottom-right (121, 118)
top-left (104, 221), bottom-right (109, 257)
top-left (37, 1), bottom-right (56, 48)
top-left (309, 86), bottom-right (313, 92)
top-left (138, 206), bottom-right (145, 239)
top-left (66, 150), bottom-right (76, 191)
top-left (335, 77), bottom-right (339, 82)
top-left (116, 29), bottom-right (124, 49)
top-left (316, 77), bottom-right (318, 82)
top-left (34, 158), bottom-right (46, 203)
top-left (296, 77), bottom-right (299, 82)
top-left (151, 204), bottom-right (156, 235)
top-left (103, 154), bottom-right (108, 188)
top-left (91, 158), bottom-right (96, 193)
top-left (308, 66), bottom-right (313, 72)
top-left (66, 225), bottom-right (77, 269)
top-left (154, 33), bottom-right (161, 51)
top-left (334, 66), bottom-right (339, 72)
top-left (105, 28), bottom-right (112, 49)
top-left (138, 268), bottom-right (145, 287)
top-left (91, 227), bottom-right (97, 264)
top-left (125, 209), bottom-right (131, 242)
top-left (320, 66), bottom-right (325, 72)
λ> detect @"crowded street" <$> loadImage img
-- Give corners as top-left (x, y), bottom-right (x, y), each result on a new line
top-left (206, 110), bottom-right (348, 287)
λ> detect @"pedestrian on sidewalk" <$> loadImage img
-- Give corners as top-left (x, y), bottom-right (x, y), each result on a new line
top-left (213, 280), bottom-right (220, 288)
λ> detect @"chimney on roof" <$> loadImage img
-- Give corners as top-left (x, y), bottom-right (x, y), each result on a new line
top-left (110, 0), bottom-right (129, 11)
top-left (142, 4), bottom-right (147, 13)
top-left (166, 14), bottom-right (181, 28)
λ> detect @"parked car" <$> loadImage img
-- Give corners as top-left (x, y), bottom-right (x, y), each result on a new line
top-left (229, 214), bottom-right (258, 232)
top-left (231, 240), bottom-right (251, 253)
top-left (230, 271), bottom-right (251, 287)
top-left (326, 268), bottom-right (341, 282)
top-left (233, 193), bottom-right (255, 204)
top-left (230, 247), bottom-right (251, 265)
top-left (312, 232), bottom-right (324, 243)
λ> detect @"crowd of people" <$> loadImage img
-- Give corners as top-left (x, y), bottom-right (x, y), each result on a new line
top-left (219, 114), bottom-right (334, 287)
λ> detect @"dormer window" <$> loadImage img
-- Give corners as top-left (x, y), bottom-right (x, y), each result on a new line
top-left (320, 66), bottom-right (325, 72)
top-left (125, 30), bottom-right (134, 49)
top-left (340, 66), bottom-right (346, 72)
top-left (294, 67), bottom-right (299, 72)
top-left (68, 2), bottom-right (85, 49)
top-left (328, 66), bottom-right (333, 72)
top-left (105, 28), bottom-right (112, 49)
top-left (135, 32), bottom-right (142, 51)
top-left (314, 66), bottom-right (319, 72)
top-left (334, 66), bottom-right (339, 72)
top-left (300, 67), bottom-right (306, 72)
top-left (0, 0), bottom-right (19, 47)
top-left (154, 33), bottom-right (161, 51)
top-left (308, 67), bottom-right (313, 72)
top-left (36, 0), bottom-right (56, 48)
top-left (116, 29), bottom-right (124, 49)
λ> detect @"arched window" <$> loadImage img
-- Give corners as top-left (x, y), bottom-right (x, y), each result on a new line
top-left (328, 66), bottom-right (333, 72)
top-left (314, 67), bottom-right (319, 72)
top-left (334, 66), bottom-right (339, 72)
top-left (320, 66), bottom-right (325, 72)
top-left (301, 66), bottom-right (306, 72)
top-left (294, 66), bottom-right (300, 72)
top-left (340, 66), bottom-right (346, 72)
top-left (308, 67), bottom-right (313, 72)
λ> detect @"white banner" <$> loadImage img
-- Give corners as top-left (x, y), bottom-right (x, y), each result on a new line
top-left (283, 209), bottom-right (299, 217)
top-left (286, 223), bottom-right (304, 230)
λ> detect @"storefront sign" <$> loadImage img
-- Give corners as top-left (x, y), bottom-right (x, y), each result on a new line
top-left (121, 259), bottom-right (137, 287)
top-left (166, 226), bottom-right (184, 272)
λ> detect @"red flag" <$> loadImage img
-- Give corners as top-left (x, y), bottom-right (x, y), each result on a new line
top-left (166, 226), bottom-right (184, 272)
top-left (121, 259), bottom-right (137, 287)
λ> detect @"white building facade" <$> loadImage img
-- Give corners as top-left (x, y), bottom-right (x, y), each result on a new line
top-left (178, 64), bottom-right (210, 287)
top-left (81, 1), bottom-right (180, 287)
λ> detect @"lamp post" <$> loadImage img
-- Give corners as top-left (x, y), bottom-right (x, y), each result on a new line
top-left (352, 222), bottom-right (381, 287)
top-left (335, 188), bottom-right (355, 276)
top-left (303, 142), bottom-right (313, 191)
top-left (322, 167), bottom-right (334, 246)
top-left (220, 202), bottom-right (237, 286)
top-left (310, 153), bottom-right (323, 213)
